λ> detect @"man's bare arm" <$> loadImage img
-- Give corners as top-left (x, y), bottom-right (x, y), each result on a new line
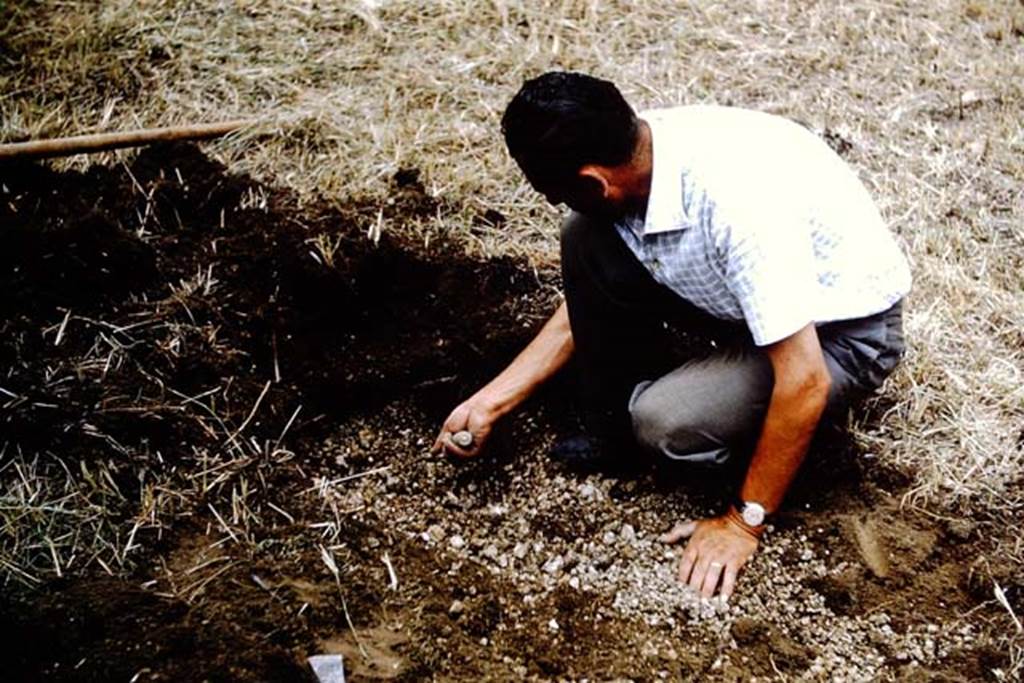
top-left (740, 323), bottom-right (832, 511)
top-left (433, 301), bottom-right (574, 456)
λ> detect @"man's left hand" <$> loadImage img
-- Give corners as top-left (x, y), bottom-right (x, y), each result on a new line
top-left (662, 513), bottom-right (760, 601)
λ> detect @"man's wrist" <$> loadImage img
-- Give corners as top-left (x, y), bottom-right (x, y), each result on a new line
top-left (471, 388), bottom-right (512, 421)
top-left (726, 505), bottom-right (766, 538)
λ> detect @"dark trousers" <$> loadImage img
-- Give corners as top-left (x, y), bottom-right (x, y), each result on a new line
top-left (560, 211), bottom-right (905, 465)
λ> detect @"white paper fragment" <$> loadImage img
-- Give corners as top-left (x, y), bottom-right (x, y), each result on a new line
top-left (308, 654), bottom-right (346, 683)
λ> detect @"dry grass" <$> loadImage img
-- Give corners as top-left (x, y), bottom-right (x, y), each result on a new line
top-left (0, 299), bottom-right (301, 588)
top-left (1, 0), bottom-right (1023, 657)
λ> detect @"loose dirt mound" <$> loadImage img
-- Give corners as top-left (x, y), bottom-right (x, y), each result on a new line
top-left (0, 147), bottom-right (1014, 681)
top-left (1, 144), bottom-right (545, 453)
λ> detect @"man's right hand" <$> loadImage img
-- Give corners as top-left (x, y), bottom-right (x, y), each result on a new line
top-left (430, 302), bottom-right (575, 459)
top-left (431, 397), bottom-right (500, 458)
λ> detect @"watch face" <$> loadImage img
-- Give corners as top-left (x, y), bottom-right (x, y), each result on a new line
top-left (742, 502), bottom-right (766, 527)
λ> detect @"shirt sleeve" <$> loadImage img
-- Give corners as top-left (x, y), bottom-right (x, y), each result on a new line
top-left (714, 200), bottom-right (819, 346)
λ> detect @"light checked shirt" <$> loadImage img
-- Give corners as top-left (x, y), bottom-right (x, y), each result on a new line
top-left (616, 106), bottom-right (912, 346)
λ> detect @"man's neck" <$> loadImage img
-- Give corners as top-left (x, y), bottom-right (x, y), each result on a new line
top-left (619, 119), bottom-right (653, 214)
top-left (578, 120), bottom-right (654, 218)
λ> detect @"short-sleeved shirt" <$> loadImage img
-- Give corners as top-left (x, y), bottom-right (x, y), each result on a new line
top-left (615, 106), bottom-right (912, 346)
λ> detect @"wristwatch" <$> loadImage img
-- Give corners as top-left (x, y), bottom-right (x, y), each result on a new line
top-left (733, 498), bottom-right (767, 527)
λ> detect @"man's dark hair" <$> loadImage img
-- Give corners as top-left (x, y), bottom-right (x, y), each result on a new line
top-left (501, 72), bottom-right (638, 187)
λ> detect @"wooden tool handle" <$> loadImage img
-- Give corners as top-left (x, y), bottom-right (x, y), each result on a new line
top-left (0, 119), bottom-right (256, 161)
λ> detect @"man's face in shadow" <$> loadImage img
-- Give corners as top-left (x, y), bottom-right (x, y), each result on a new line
top-left (528, 169), bottom-right (630, 219)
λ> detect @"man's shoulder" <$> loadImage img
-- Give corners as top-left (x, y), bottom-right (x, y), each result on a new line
top-left (643, 105), bottom-right (847, 188)
top-left (639, 104), bottom-right (721, 125)
top-left (641, 105), bottom-right (813, 139)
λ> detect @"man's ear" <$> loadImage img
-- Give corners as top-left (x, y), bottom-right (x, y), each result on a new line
top-left (577, 164), bottom-right (611, 200)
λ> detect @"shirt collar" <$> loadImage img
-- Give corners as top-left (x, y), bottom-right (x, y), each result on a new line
top-left (639, 111), bottom-right (689, 237)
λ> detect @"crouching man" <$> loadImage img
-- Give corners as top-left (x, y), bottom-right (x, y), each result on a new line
top-left (433, 72), bottom-right (911, 600)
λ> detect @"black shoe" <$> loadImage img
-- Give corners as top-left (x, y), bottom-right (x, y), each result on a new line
top-left (549, 435), bottom-right (607, 468)
top-left (549, 434), bottom-right (649, 477)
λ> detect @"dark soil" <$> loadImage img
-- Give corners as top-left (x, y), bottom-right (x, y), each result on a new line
top-left (0, 145), bottom-right (1013, 682)
top-left (0, 144), bottom-right (546, 454)
top-left (0, 143), bottom-right (557, 681)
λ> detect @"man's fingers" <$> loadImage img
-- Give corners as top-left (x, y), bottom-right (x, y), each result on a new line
top-left (688, 557), bottom-right (710, 594)
top-left (432, 427), bottom-right (478, 458)
top-left (443, 435), bottom-right (474, 458)
top-left (432, 430), bottom-right (458, 455)
top-left (662, 520), bottom-right (697, 544)
top-left (677, 547), bottom-right (698, 584)
top-left (700, 561), bottom-right (724, 598)
top-left (720, 564), bottom-right (739, 602)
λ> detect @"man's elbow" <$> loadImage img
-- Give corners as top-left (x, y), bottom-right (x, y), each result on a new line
top-left (767, 325), bottom-right (832, 407)
top-left (777, 359), bottom-right (831, 405)
top-left (798, 363), bottom-right (831, 406)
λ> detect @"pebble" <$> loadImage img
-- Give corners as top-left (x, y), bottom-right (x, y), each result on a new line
top-left (449, 534), bottom-right (466, 550)
top-left (513, 542), bottom-right (529, 560)
top-left (543, 555), bottom-right (564, 574)
top-left (944, 518), bottom-right (976, 541)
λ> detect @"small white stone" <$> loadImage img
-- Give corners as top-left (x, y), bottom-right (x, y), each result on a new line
top-left (548, 618), bottom-right (559, 632)
top-left (543, 555), bottom-right (564, 574)
top-left (449, 534), bottom-right (466, 550)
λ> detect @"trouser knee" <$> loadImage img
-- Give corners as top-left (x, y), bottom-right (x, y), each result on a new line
top-left (628, 381), bottom-right (735, 466)
top-left (627, 350), bottom-right (774, 466)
